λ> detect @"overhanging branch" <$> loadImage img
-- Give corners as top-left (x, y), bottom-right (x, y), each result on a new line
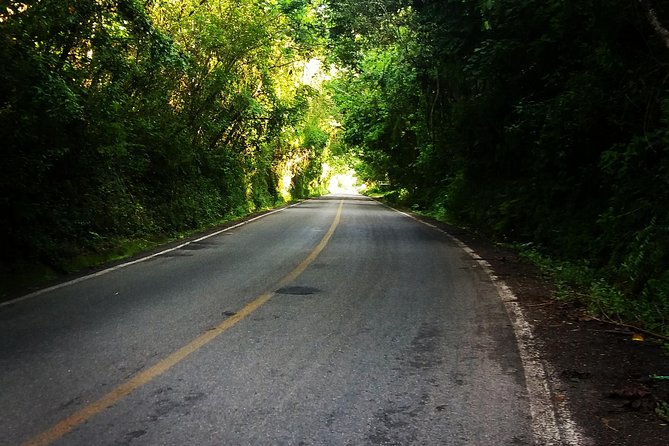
top-left (639, 0), bottom-right (669, 49)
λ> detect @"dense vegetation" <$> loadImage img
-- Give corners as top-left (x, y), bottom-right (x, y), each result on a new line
top-left (2, 1), bottom-right (668, 334)
top-left (0, 0), bottom-right (335, 285)
top-left (326, 0), bottom-right (669, 335)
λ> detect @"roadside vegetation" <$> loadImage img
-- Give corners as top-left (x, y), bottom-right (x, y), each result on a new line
top-left (0, 0), bottom-right (344, 294)
top-left (2, 1), bottom-right (668, 337)
top-left (326, 0), bottom-right (669, 337)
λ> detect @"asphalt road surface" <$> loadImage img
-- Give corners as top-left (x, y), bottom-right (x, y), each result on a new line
top-left (1, 195), bottom-right (536, 445)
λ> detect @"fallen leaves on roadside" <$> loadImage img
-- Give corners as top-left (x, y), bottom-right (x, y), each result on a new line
top-left (610, 384), bottom-right (651, 400)
top-left (599, 417), bottom-right (619, 432)
top-left (609, 384), bottom-right (657, 413)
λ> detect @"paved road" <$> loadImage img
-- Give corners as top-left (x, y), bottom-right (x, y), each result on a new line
top-left (1, 195), bottom-right (534, 445)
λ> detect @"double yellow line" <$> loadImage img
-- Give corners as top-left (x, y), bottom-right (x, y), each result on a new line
top-left (22, 200), bottom-right (344, 446)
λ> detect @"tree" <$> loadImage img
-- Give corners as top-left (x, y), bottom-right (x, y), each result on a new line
top-left (0, 0), bottom-right (332, 280)
top-left (327, 0), bottom-right (669, 333)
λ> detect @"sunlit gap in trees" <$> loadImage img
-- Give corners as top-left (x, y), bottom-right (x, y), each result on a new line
top-left (322, 164), bottom-right (363, 195)
top-left (302, 58), bottom-right (337, 86)
top-left (274, 56), bottom-right (346, 200)
top-left (278, 149), bottom-right (310, 201)
top-left (1, 3), bottom-right (29, 22)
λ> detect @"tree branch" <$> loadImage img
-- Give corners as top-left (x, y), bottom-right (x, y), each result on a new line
top-left (639, 0), bottom-right (669, 49)
top-left (589, 314), bottom-right (669, 341)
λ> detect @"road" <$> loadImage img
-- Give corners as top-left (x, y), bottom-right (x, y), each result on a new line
top-left (1, 195), bottom-right (535, 445)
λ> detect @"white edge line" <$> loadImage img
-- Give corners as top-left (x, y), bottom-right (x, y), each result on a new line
top-left (381, 202), bottom-right (588, 446)
top-left (1, 202), bottom-right (303, 308)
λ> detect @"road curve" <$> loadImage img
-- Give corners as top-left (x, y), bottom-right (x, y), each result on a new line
top-left (1, 195), bottom-right (534, 445)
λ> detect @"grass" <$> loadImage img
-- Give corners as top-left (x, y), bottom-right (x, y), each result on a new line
top-left (511, 244), bottom-right (669, 340)
top-left (0, 199), bottom-right (297, 303)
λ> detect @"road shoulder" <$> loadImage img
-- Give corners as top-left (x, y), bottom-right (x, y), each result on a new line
top-left (414, 214), bottom-right (669, 446)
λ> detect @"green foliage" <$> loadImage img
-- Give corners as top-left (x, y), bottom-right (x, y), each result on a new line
top-left (516, 246), bottom-right (668, 336)
top-left (656, 401), bottom-right (669, 422)
top-left (328, 12), bottom-right (425, 190)
top-left (0, 0), bottom-right (335, 288)
top-left (328, 0), bottom-right (669, 333)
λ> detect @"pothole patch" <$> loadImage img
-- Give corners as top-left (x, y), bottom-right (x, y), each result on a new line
top-left (275, 286), bottom-right (320, 296)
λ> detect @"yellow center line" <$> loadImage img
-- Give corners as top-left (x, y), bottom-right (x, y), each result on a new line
top-left (22, 200), bottom-right (344, 446)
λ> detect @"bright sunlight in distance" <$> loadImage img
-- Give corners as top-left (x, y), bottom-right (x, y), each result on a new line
top-left (327, 169), bottom-right (363, 194)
